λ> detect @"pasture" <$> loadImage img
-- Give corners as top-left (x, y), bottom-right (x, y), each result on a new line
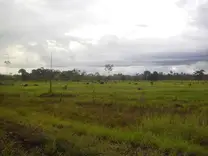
top-left (0, 80), bottom-right (208, 156)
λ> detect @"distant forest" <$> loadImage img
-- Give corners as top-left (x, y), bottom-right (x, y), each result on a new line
top-left (0, 64), bottom-right (207, 81)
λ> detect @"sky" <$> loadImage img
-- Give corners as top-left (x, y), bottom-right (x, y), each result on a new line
top-left (0, 0), bottom-right (208, 75)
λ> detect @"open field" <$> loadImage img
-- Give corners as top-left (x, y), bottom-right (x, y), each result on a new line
top-left (0, 80), bottom-right (208, 156)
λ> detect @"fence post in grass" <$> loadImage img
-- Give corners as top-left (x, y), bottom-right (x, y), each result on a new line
top-left (47, 40), bottom-right (56, 94)
top-left (49, 49), bottom-right (53, 93)
top-left (92, 83), bottom-right (96, 104)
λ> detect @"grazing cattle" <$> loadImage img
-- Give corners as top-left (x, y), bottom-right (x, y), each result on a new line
top-left (175, 104), bottom-right (183, 108)
top-left (100, 81), bottom-right (104, 84)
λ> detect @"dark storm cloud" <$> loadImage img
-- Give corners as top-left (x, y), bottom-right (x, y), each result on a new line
top-left (92, 52), bottom-right (208, 67)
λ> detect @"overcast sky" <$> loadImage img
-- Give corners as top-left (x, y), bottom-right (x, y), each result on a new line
top-left (0, 0), bottom-right (208, 75)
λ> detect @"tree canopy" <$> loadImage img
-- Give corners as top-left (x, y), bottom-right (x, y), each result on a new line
top-left (0, 67), bottom-right (207, 81)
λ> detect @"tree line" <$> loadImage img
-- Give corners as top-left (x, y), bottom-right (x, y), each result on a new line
top-left (0, 65), bottom-right (207, 81)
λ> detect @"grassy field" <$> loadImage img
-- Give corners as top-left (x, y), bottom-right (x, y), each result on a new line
top-left (0, 80), bottom-right (208, 156)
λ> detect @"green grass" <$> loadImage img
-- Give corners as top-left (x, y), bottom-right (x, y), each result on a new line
top-left (0, 80), bottom-right (208, 155)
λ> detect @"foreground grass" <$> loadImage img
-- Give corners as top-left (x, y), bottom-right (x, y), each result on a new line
top-left (0, 80), bottom-right (208, 155)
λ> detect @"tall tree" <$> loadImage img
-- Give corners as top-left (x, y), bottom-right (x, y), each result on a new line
top-left (104, 64), bottom-right (114, 81)
top-left (18, 68), bottom-right (28, 81)
top-left (105, 64), bottom-right (114, 75)
top-left (193, 69), bottom-right (205, 80)
top-left (143, 70), bottom-right (151, 80)
top-left (150, 71), bottom-right (159, 81)
top-left (4, 60), bottom-right (11, 75)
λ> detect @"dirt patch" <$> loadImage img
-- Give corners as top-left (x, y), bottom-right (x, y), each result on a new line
top-left (0, 119), bottom-right (47, 149)
top-left (0, 119), bottom-right (99, 156)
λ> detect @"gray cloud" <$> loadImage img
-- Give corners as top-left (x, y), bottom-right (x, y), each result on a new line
top-left (195, 1), bottom-right (208, 29)
top-left (0, 0), bottom-right (208, 74)
top-left (0, 0), bottom-right (96, 45)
